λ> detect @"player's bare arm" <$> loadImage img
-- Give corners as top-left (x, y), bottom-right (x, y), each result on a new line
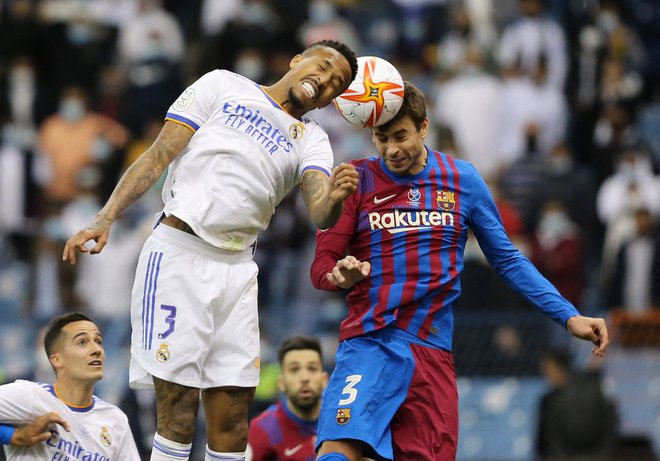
top-left (326, 255), bottom-right (371, 289)
top-left (63, 121), bottom-right (193, 264)
top-left (301, 163), bottom-right (358, 229)
top-left (566, 315), bottom-right (609, 357)
top-left (10, 412), bottom-right (70, 447)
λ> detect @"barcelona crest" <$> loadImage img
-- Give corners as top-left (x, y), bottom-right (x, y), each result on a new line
top-left (436, 190), bottom-right (456, 211)
top-left (336, 408), bottom-right (351, 425)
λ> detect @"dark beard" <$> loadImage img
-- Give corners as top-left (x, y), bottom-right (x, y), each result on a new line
top-left (289, 393), bottom-right (321, 414)
top-left (288, 87), bottom-right (306, 111)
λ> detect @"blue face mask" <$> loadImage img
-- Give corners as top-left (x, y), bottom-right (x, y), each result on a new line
top-left (59, 99), bottom-right (85, 122)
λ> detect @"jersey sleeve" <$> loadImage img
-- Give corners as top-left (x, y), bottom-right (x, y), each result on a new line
top-left (310, 191), bottom-right (359, 291)
top-left (0, 381), bottom-right (36, 424)
top-left (299, 122), bottom-right (333, 177)
top-left (165, 70), bottom-right (224, 132)
top-left (247, 419), bottom-right (277, 461)
top-left (466, 167), bottom-right (579, 326)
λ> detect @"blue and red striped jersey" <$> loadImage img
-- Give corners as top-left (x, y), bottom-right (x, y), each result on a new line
top-left (310, 148), bottom-right (580, 350)
top-left (247, 401), bottom-right (318, 461)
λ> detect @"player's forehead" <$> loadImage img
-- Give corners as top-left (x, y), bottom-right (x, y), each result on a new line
top-left (373, 115), bottom-right (415, 136)
top-left (62, 320), bottom-right (101, 340)
top-left (282, 349), bottom-right (322, 367)
top-left (305, 47), bottom-right (351, 87)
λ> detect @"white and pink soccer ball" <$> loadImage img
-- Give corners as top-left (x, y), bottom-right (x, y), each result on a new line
top-left (333, 56), bottom-right (404, 128)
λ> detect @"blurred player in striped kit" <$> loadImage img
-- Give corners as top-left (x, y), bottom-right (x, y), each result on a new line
top-left (310, 82), bottom-right (609, 461)
top-left (246, 336), bottom-right (327, 461)
top-left (63, 40), bottom-right (359, 461)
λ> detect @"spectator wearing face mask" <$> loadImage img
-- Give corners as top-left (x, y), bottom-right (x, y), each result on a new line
top-left (530, 200), bottom-right (586, 307)
top-left (36, 85), bottom-right (129, 209)
top-left (596, 149), bottom-right (660, 285)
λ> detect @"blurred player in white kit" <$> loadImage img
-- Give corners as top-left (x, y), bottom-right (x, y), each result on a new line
top-left (0, 312), bottom-right (140, 460)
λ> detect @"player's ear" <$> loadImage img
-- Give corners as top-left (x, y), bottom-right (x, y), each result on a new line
top-left (420, 118), bottom-right (430, 138)
top-left (50, 353), bottom-right (62, 370)
top-left (290, 54), bottom-right (303, 69)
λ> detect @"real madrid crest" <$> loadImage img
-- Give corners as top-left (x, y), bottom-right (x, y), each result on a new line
top-left (436, 190), bottom-right (456, 211)
top-left (100, 426), bottom-right (112, 447)
top-left (289, 122), bottom-right (305, 140)
top-left (336, 408), bottom-right (351, 425)
top-left (156, 343), bottom-right (171, 363)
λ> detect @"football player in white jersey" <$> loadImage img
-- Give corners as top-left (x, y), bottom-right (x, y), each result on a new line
top-left (63, 40), bottom-right (359, 461)
top-left (0, 312), bottom-right (140, 460)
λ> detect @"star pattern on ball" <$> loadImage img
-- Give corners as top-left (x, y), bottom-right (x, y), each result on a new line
top-left (341, 57), bottom-right (405, 126)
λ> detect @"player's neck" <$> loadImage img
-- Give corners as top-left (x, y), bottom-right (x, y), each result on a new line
top-left (53, 379), bottom-right (95, 408)
top-left (261, 83), bottom-right (304, 119)
top-left (286, 399), bottom-right (320, 422)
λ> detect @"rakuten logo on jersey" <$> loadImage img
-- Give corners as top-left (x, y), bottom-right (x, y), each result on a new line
top-left (369, 209), bottom-right (454, 233)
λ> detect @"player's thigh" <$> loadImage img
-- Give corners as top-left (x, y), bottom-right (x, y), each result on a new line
top-left (201, 259), bottom-right (260, 389)
top-left (318, 334), bottom-right (415, 460)
top-left (129, 227), bottom-right (230, 388)
top-left (392, 345), bottom-right (458, 461)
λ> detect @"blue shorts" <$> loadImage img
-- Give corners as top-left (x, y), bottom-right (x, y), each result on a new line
top-left (317, 326), bottom-right (458, 460)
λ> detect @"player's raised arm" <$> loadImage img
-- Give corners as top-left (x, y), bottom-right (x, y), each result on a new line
top-left (301, 163), bottom-right (358, 230)
top-left (63, 121), bottom-right (193, 264)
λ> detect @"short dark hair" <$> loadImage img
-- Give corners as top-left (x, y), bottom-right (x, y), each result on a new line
top-left (277, 335), bottom-right (323, 366)
top-left (44, 312), bottom-right (94, 358)
top-left (375, 80), bottom-right (427, 132)
top-left (304, 39), bottom-right (358, 88)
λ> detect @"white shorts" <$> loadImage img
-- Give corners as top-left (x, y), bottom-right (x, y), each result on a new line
top-left (129, 223), bottom-right (260, 390)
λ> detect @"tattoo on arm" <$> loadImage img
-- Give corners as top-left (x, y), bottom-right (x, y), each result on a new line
top-left (301, 170), bottom-right (343, 228)
top-left (99, 122), bottom-right (192, 221)
top-left (302, 171), bottom-right (330, 210)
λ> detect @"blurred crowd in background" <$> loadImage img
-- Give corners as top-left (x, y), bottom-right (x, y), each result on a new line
top-left (0, 0), bottom-right (658, 459)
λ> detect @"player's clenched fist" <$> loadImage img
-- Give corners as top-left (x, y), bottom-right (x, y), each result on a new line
top-left (330, 162), bottom-right (358, 202)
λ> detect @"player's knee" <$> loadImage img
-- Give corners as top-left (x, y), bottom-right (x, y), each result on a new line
top-left (317, 454), bottom-right (350, 461)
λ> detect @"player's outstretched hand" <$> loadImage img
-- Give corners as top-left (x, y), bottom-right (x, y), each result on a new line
top-left (62, 214), bottom-right (113, 265)
top-left (326, 255), bottom-right (371, 289)
top-left (566, 315), bottom-right (609, 357)
top-left (12, 412), bottom-right (70, 447)
top-left (329, 163), bottom-right (358, 203)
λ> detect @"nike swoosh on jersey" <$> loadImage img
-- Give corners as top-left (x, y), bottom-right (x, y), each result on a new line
top-left (283, 444), bottom-right (303, 456)
top-left (374, 194), bottom-right (397, 204)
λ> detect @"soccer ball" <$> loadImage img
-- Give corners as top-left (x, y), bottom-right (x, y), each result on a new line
top-left (333, 56), bottom-right (404, 128)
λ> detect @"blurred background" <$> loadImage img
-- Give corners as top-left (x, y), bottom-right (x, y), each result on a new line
top-left (0, 0), bottom-right (658, 460)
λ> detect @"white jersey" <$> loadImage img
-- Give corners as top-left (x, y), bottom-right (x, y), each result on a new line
top-left (162, 69), bottom-right (335, 251)
top-left (0, 380), bottom-right (140, 461)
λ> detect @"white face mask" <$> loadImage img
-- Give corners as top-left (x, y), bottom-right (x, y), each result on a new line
top-left (235, 56), bottom-right (265, 81)
top-left (59, 98), bottom-right (86, 122)
top-left (539, 210), bottom-right (569, 236)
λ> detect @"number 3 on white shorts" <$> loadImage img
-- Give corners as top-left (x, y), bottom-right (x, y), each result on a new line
top-left (338, 374), bottom-right (362, 405)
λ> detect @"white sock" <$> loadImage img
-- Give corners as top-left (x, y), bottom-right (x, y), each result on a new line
top-left (205, 446), bottom-right (245, 461)
top-left (150, 432), bottom-right (192, 460)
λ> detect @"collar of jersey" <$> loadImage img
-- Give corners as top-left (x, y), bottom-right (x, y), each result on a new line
top-left (281, 399), bottom-right (318, 431)
top-left (257, 84), bottom-right (299, 119)
top-left (49, 384), bottom-right (95, 412)
top-left (379, 145), bottom-right (435, 183)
